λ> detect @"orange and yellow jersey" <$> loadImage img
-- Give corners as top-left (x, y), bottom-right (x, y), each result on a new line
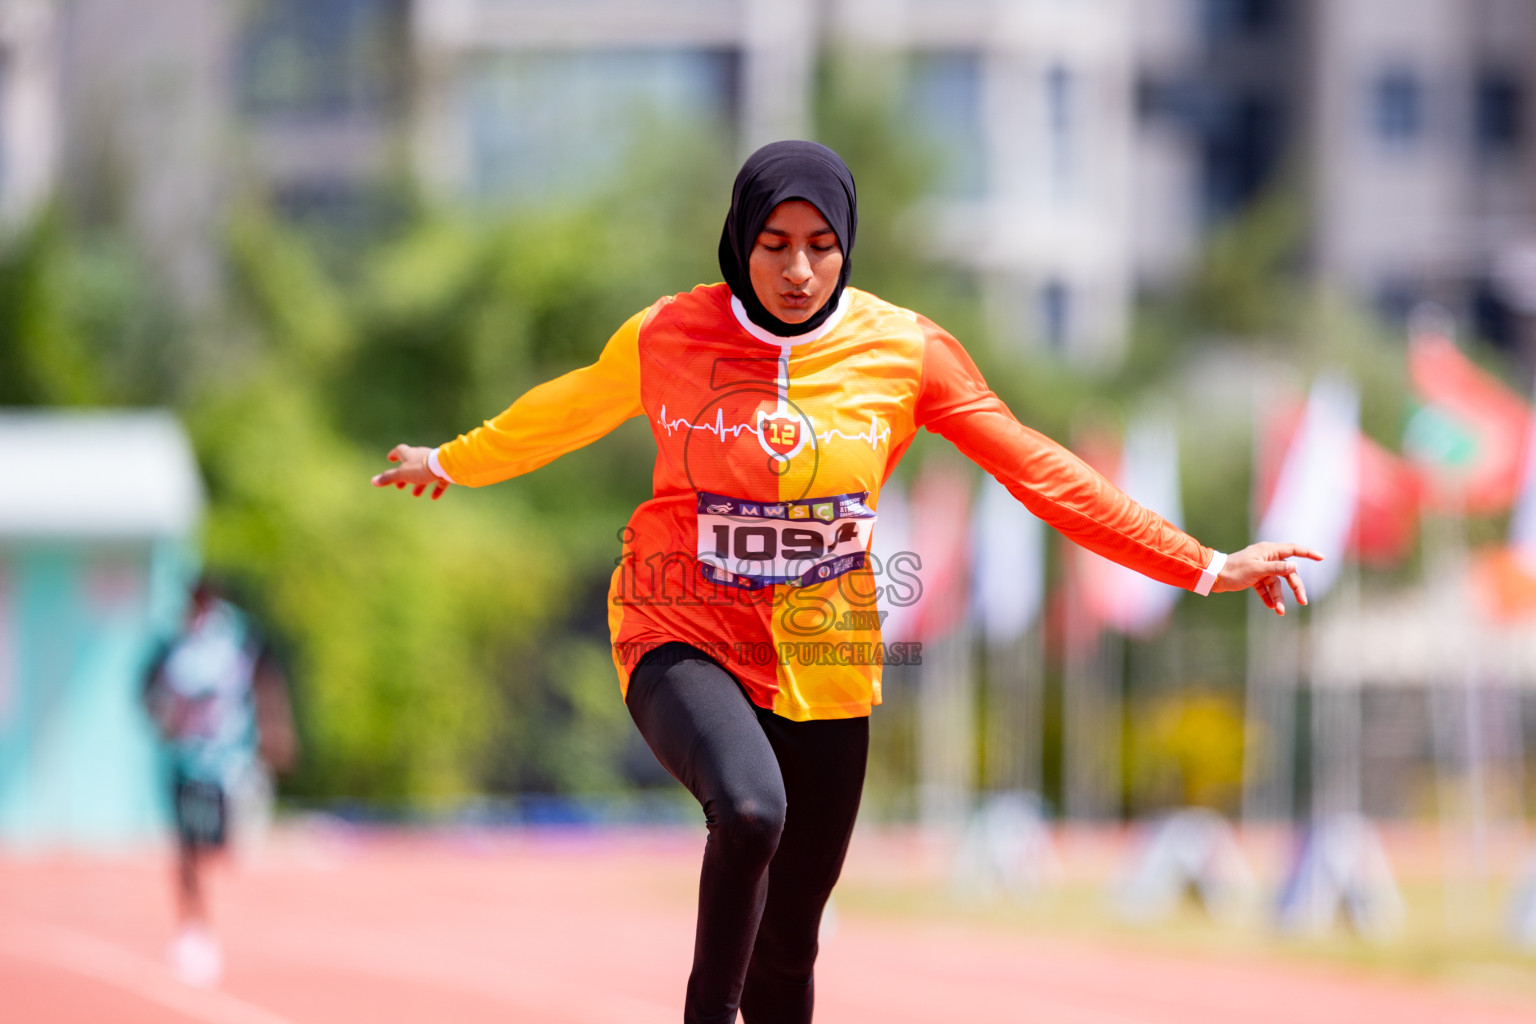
top-left (434, 283), bottom-right (1223, 721)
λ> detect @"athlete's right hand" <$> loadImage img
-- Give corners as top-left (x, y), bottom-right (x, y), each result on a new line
top-left (371, 444), bottom-right (448, 500)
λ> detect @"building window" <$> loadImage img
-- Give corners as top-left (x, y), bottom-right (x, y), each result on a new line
top-left (270, 180), bottom-right (403, 237)
top-left (1475, 72), bottom-right (1523, 160)
top-left (908, 52), bottom-right (985, 200)
top-left (1200, 93), bottom-right (1282, 220)
top-left (237, 0), bottom-right (409, 122)
top-left (464, 50), bottom-right (737, 203)
top-left (1039, 279), bottom-right (1071, 350)
top-left (1472, 279), bottom-right (1515, 351)
top-left (1372, 277), bottom-right (1419, 331)
top-left (1372, 68), bottom-right (1424, 147)
top-left (1202, 0), bottom-right (1281, 42)
top-left (1045, 63), bottom-right (1074, 199)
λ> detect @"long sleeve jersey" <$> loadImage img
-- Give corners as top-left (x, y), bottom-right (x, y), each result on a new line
top-left (434, 283), bottom-right (1224, 721)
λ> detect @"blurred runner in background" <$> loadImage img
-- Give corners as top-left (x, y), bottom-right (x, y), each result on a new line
top-left (142, 578), bottom-right (297, 987)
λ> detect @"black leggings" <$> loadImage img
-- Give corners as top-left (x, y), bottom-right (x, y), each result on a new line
top-left (627, 643), bottom-right (869, 1024)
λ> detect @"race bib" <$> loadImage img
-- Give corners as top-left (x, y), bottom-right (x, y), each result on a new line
top-left (696, 490), bottom-right (876, 590)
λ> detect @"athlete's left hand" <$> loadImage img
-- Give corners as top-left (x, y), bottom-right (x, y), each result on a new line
top-left (1210, 542), bottom-right (1323, 616)
top-left (371, 444), bottom-right (449, 500)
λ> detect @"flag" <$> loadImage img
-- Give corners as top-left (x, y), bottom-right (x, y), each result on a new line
top-left (1510, 369), bottom-right (1536, 568)
top-left (872, 480), bottom-right (916, 643)
top-left (1403, 332), bottom-right (1531, 515)
top-left (1077, 407), bottom-right (1185, 636)
top-left (1353, 435), bottom-right (1421, 567)
top-left (1471, 367), bottom-right (1536, 620)
top-left (907, 458), bottom-right (973, 643)
top-left (970, 476), bottom-right (1045, 649)
top-left (1257, 373), bottom-right (1360, 601)
top-left (1259, 400), bottom-right (1419, 568)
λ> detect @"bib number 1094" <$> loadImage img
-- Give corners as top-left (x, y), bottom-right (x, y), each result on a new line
top-left (695, 490), bottom-right (876, 589)
top-left (710, 523), bottom-right (857, 562)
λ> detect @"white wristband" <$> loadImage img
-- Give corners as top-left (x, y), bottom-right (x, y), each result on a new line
top-left (426, 448), bottom-right (456, 485)
top-left (1195, 551), bottom-right (1226, 596)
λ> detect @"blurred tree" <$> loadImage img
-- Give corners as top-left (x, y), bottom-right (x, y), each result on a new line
top-left (200, 123), bottom-right (734, 803)
top-left (0, 210), bottom-right (187, 407)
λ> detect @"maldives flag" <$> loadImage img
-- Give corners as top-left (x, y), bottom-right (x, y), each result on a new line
top-left (1403, 332), bottom-right (1531, 515)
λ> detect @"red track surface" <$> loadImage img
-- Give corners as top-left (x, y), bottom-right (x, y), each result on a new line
top-left (4, 825), bottom-right (1535, 1024)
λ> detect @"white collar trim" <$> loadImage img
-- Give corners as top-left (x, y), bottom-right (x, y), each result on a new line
top-left (729, 290), bottom-right (849, 347)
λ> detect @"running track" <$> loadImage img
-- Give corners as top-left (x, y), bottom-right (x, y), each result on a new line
top-left (4, 826), bottom-right (1534, 1024)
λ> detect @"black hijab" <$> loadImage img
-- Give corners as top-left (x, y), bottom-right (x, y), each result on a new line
top-left (718, 140), bottom-right (858, 337)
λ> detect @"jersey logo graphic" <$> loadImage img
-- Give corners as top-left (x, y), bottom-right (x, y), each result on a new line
top-left (657, 405), bottom-right (762, 442)
top-left (757, 409), bottom-right (808, 461)
top-left (707, 502), bottom-right (733, 514)
top-left (658, 404), bottom-right (889, 454)
top-left (817, 414), bottom-right (892, 451)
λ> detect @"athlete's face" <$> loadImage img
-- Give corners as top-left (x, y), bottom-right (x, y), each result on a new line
top-left (748, 200), bottom-right (843, 324)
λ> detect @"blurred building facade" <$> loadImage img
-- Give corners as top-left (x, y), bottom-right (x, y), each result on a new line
top-left (1309, 0), bottom-right (1536, 353)
top-left (4, 0), bottom-right (1536, 359)
top-left (0, 0), bottom-right (57, 228)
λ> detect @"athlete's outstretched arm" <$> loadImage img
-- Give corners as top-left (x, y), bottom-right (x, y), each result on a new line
top-left (371, 306), bottom-right (648, 496)
top-left (912, 317), bottom-right (1321, 616)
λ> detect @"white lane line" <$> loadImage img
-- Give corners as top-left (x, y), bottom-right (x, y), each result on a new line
top-left (0, 923), bottom-right (299, 1024)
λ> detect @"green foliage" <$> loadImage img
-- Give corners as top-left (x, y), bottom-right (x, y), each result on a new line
top-left (188, 366), bottom-right (564, 803)
top-left (0, 150), bottom-right (734, 803)
top-left (200, 123), bottom-right (733, 802)
top-left (188, 207), bottom-right (575, 803)
top-left (0, 210), bottom-right (185, 406)
top-left (483, 635), bottom-right (636, 794)
top-left (1180, 190), bottom-right (1306, 339)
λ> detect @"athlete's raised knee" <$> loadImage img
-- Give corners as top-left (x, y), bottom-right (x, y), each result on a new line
top-left (709, 792), bottom-right (786, 860)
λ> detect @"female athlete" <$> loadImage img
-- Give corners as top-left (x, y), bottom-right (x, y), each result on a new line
top-left (372, 140), bottom-right (1320, 1024)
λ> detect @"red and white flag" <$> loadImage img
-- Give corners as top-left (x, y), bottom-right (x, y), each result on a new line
top-left (970, 476), bottom-right (1045, 649)
top-left (1510, 369), bottom-right (1536, 568)
top-left (1077, 407), bottom-right (1185, 636)
top-left (1353, 435), bottom-right (1421, 567)
top-left (907, 458), bottom-right (973, 643)
top-left (1257, 374), bottom-right (1360, 602)
top-left (1260, 401), bottom-right (1419, 569)
top-left (872, 480), bottom-right (916, 643)
top-left (1471, 367), bottom-right (1536, 620)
